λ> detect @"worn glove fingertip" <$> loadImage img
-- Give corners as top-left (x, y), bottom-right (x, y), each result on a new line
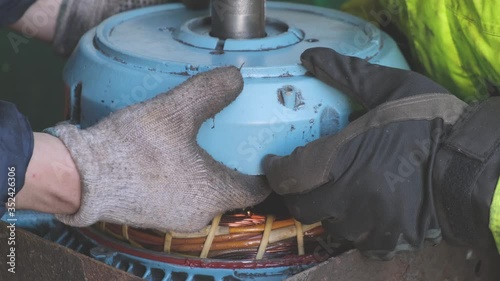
top-left (218, 66), bottom-right (244, 96)
top-left (167, 66), bottom-right (244, 130)
top-left (263, 154), bottom-right (299, 196)
top-left (300, 47), bottom-right (340, 72)
top-left (262, 154), bottom-right (280, 174)
top-left (194, 66), bottom-right (244, 104)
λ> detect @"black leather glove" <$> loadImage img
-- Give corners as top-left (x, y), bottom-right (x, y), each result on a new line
top-left (264, 48), bottom-right (500, 259)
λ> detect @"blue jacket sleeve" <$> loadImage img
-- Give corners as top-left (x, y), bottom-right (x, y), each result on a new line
top-left (0, 101), bottom-right (34, 216)
top-left (0, 0), bottom-right (37, 26)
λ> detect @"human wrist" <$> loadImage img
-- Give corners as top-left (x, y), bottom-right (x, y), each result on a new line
top-left (51, 122), bottom-right (131, 227)
top-left (15, 133), bottom-right (81, 214)
top-left (8, 0), bottom-right (62, 42)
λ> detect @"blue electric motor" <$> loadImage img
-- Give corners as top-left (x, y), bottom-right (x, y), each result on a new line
top-left (51, 1), bottom-right (414, 280)
top-left (64, 1), bottom-right (409, 175)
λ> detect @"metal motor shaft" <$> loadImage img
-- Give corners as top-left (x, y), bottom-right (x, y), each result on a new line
top-left (211, 0), bottom-right (266, 39)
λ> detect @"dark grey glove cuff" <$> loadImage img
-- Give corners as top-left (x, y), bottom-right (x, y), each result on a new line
top-left (433, 97), bottom-right (500, 249)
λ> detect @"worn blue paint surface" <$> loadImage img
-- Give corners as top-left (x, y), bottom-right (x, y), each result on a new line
top-left (64, 2), bottom-right (409, 175)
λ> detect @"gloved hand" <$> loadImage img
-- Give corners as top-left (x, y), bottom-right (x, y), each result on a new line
top-left (51, 67), bottom-right (271, 232)
top-left (264, 47), bottom-right (500, 259)
top-left (53, 0), bottom-right (209, 56)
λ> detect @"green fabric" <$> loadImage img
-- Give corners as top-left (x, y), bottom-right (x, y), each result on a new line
top-left (489, 177), bottom-right (500, 253)
top-left (341, 0), bottom-right (500, 103)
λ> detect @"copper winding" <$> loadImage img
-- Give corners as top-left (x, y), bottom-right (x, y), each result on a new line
top-left (229, 219), bottom-right (295, 233)
top-left (95, 213), bottom-right (327, 260)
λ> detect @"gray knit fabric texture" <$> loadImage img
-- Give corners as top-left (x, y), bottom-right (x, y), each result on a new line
top-left (54, 67), bottom-right (271, 232)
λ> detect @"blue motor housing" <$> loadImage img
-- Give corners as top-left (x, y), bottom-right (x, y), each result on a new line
top-left (64, 2), bottom-right (409, 175)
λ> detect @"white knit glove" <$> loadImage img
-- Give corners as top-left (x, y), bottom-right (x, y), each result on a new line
top-left (52, 67), bottom-right (271, 232)
top-left (53, 0), bottom-right (205, 56)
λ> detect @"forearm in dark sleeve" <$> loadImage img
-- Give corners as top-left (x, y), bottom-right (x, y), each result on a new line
top-left (0, 0), bottom-right (37, 26)
top-left (0, 101), bottom-right (34, 216)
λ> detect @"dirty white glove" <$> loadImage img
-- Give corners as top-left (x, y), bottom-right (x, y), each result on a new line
top-left (52, 67), bottom-right (271, 232)
top-left (53, 0), bottom-right (203, 56)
